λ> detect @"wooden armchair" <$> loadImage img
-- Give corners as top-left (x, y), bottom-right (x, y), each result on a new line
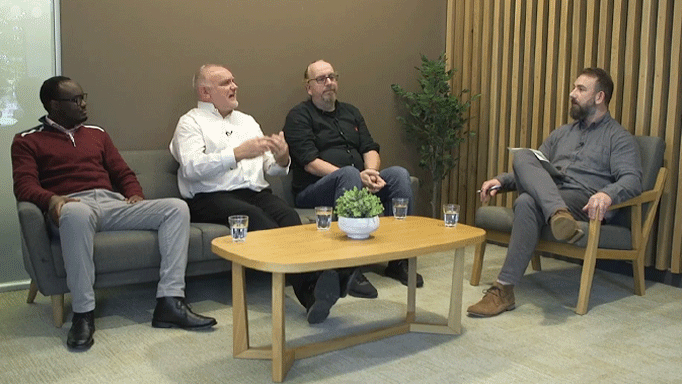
top-left (471, 136), bottom-right (667, 315)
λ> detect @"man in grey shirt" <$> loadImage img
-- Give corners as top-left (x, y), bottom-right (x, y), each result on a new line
top-left (468, 68), bottom-right (642, 317)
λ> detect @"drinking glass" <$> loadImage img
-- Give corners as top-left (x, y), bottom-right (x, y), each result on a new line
top-left (392, 198), bottom-right (409, 220)
top-left (442, 204), bottom-right (460, 227)
top-left (228, 215), bottom-right (249, 242)
top-left (315, 206), bottom-right (333, 230)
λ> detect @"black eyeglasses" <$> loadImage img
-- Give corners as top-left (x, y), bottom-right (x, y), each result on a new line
top-left (307, 73), bottom-right (339, 84)
top-left (56, 93), bottom-right (87, 104)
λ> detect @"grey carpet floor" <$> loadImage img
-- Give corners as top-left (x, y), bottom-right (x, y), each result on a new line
top-left (1, 244), bottom-right (681, 384)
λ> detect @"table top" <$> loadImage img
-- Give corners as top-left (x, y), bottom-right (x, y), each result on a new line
top-left (211, 216), bottom-right (486, 273)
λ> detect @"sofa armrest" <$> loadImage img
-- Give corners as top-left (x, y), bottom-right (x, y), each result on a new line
top-left (17, 201), bottom-right (54, 288)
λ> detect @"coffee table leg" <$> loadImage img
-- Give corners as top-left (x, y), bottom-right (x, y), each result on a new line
top-left (406, 257), bottom-right (417, 322)
top-left (232, 264), bottom-right (249, 355)
top-left (447, 247), bottom-right (465, 333)
top-left (272, 272), bottom-right (294, 382)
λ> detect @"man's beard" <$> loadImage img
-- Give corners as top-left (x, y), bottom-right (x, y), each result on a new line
top-left (321, 90), bottom-right (336, 105)
top-left (570, 102), bottom-right (590, 121)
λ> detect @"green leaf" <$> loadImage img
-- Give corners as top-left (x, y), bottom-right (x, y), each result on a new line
top-left (392, 53), bottom-right (480, 214)
top-left (334, 187), bottom-right (385, 218)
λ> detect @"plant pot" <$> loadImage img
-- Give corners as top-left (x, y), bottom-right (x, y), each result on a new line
top-left (338, 216), bottom-right (380, 239)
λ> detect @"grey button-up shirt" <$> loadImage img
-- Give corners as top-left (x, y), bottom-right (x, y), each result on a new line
top-left (498, 113), bottom-right (642, 205)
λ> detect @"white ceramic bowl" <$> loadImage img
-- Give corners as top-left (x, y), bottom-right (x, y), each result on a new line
top-left (337, 216), bottom-right (380, 239)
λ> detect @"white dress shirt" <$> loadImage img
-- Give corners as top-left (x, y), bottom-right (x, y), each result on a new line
top-left (169, 101), bottom-right (289, 199)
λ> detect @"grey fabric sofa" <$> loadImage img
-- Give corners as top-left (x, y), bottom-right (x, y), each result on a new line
top-left (17, 149), bottom-right (417, 327)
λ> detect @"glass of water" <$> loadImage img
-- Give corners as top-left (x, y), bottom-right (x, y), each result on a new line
top-left (442, 204), bottom-right (460, 227)
top-left (228, 215), bottom-right (249, 242)
top-left (315, 206), bottom-right (333, 230)
top-left (392, 198), bottom-right (409, 220)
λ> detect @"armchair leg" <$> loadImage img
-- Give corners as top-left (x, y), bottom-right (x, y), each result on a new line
top-left (51, 294), bottom-right (65, 328)
top-left (470, 241), bottom-right (486, 286)
top-left (27, 280), bottom-right (38, 303)
top-left (531, 253), bottom-right (542, 271)
top-left (632, 257), bottom-right (646, 296)
top-left (576, 223), bottom-right (601, 315)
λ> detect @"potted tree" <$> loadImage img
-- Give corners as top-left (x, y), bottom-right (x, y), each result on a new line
top-left (391, 53), bottom-right (479, 218)
top-left (335, 187), bottom-right (385, 239)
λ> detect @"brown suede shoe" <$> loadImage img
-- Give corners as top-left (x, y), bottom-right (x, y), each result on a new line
top-left (467, 282), bottom-right (515, 317)
top-left (550, 209), bottom-right (583, 243)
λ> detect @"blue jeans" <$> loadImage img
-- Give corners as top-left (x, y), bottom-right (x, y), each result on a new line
top-left (295, 166), bottom-right (414, 216)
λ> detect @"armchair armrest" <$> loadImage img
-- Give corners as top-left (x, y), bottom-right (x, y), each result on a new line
top-left (608, 189), bottom-right (659, 211)
top-left (603, 167), bottom-right (667, 250)
top-left (16, 201), bottom-right (53, 283)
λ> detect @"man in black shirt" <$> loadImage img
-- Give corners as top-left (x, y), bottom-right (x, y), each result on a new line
top-left (283, 60), bottom-right (423, 296)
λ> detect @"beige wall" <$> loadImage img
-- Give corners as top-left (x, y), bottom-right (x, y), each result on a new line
top-left (60, 0), bottom-right (447, 215)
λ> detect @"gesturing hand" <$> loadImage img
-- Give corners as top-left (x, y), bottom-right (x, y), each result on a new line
top-left (234, 137), bottom-right (271, 161)
top-left (582, 192), bottom-right (612, 221)
top-left (265, 132), bottom-right (290, 166)
top-left (48, 195), bottom-right (80, 226)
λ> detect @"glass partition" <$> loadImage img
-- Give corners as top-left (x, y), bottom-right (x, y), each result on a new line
top-left (0, 0), bottom-right (59, 288)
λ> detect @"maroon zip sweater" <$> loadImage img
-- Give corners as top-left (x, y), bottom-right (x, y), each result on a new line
top-left (11, 118), bottom-right (144, 211)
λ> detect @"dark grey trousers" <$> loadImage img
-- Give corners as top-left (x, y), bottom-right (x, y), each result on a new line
top-left (497, 150), bottom-right (591, 285)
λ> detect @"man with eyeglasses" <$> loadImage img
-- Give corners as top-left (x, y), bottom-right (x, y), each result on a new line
top-left (283, 60), bottom-right (422, 297)
top-left (11, 76), bottom-right (217, 351)
top-left (170, 64), bottom-right (360, 324)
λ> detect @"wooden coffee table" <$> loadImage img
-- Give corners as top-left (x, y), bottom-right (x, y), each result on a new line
top-left (211, 216), bottom-right (485, 382)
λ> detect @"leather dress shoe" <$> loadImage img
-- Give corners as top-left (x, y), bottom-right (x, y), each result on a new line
top-left (152, 297), bottom-right (217, 329)
top-left (307, 270), bottom-right (341, 324)
top-left (67, 310), bottom-right (95, 351)
top-left (385, 259), bottom-right (424, 287)
top-left (550, 209), bottom-right (584, 243)
top-left (347, 271), bottom-right (378, 299)
top-left (338, 268), bottom-right (359, 298)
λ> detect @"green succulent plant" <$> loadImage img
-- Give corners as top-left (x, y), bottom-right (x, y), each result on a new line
top-left (334, 187), bottom-right (385, 218)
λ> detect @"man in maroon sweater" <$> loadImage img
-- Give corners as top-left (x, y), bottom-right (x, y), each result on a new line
top-left (11, 76), bottom-right (216, 351)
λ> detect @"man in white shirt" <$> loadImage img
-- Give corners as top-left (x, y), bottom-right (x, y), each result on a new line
top-left (170, 64), bottom-right (357, 324)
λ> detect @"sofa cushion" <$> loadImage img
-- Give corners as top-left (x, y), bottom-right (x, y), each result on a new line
top-left (121, 150), bottom-right (181, 200)
top-left (191, 223), bottom-right (231, 262)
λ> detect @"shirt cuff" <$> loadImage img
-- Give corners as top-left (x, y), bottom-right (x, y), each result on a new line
top-left (222, 149), bottom-right (237, 171)
top-left (268, 157), bottom-right (291, 175)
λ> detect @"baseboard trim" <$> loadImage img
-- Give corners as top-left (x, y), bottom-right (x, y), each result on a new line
top-left (0, 279), bottom-right (31, 293)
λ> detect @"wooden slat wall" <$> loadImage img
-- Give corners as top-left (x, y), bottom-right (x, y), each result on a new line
top-left (446, 0), bottom-right (682, 272)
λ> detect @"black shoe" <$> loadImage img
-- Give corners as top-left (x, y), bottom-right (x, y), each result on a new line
top-left (385, 259), bottom-right (424, 288)
top-left (347, 271), bottom-right (378, 299)
top-left (67, 310), bottom-right (95, 351)
top-left (306, 270), bottom-right (340, 324)
top-left (338, 268), bottom-right (358, 298)
top-left (152, 297), bottom-right (217, 329)
top-left (291, 273), bottom-right (317, 310)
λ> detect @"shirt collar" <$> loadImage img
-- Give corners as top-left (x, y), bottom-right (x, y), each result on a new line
top-left (577, 111), bottom-right (612, 131)
top-left (308, 98), bottom-right (338, 116)
top-left (44, 116), bottom-right (82, 133)
top-left (197, 101), bottom-right (233, 119)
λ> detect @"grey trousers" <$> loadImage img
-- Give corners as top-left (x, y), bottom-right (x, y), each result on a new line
top-left (49, 189), bottom-right (190, 313)
top-left (497, 150), bottom-right (591, 286)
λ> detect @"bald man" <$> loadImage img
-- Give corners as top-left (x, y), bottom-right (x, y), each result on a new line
top-left (283, 60), bottom-right (423, 297)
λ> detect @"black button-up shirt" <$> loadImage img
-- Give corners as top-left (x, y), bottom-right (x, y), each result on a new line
top-left (283, 100), bottom-right (380, 193)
